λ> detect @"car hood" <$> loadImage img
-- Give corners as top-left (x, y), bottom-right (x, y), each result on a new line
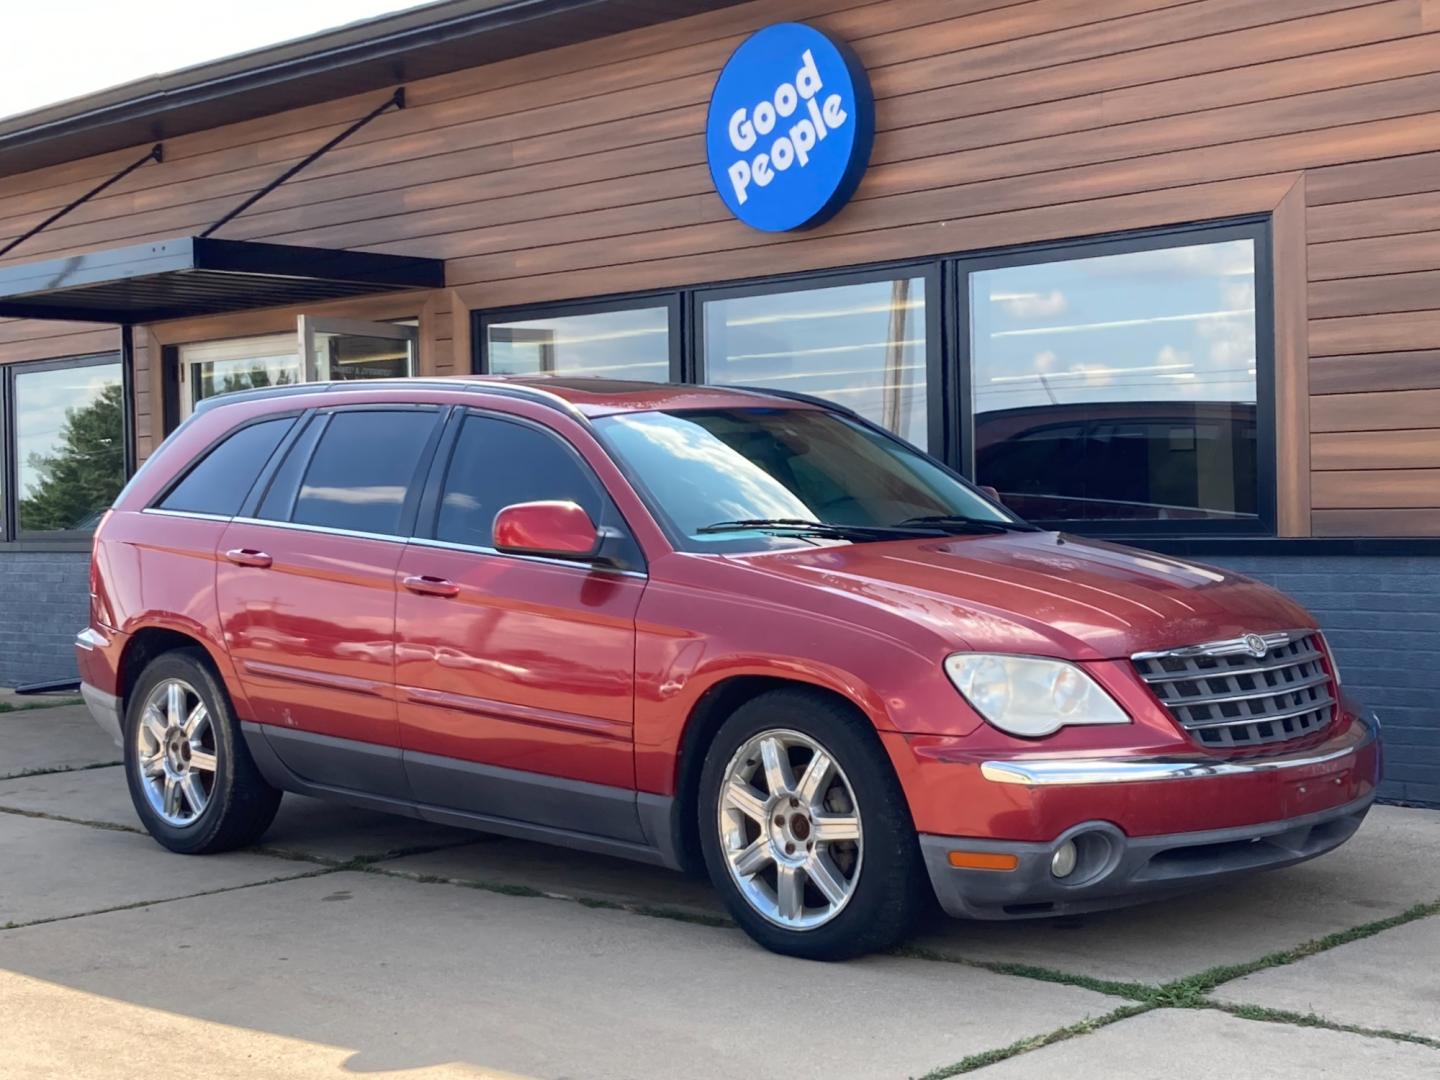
top-left (729, 531), bottom-right (1313, 660)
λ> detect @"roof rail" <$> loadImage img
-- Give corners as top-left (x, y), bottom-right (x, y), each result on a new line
top-left (191, 376), bottom-right (587, 422)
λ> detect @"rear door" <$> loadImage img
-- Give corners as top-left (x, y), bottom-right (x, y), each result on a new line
top-left (394, 408), bottom-right (647, 840)
top-left (216, 404), bottom-right (444, 796)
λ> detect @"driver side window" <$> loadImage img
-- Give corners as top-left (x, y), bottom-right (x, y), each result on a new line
top-left (435, 413), bottom-right (637, 565)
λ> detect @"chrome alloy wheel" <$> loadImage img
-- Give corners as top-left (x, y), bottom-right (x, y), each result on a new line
top-left (717, 728), bottom-right (863, 930)
top-left (135, 679), bottom-right (218, 827)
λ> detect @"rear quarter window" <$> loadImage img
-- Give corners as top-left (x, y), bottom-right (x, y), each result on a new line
top-left (157, 416), bottom-right (295, 517)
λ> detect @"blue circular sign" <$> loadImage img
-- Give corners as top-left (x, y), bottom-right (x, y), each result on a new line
top-left (706, 23), bottom-right (874, 233)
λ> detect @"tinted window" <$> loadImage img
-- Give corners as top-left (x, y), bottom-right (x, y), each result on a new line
top-left (970, 238), bottom-right (1258, 524)
top-left (11, 359), bottom-right (124, 536)
top-left (159, 417), bottom-right (294, 516)
top-left (485, 306), bottom-right (670, 381)
top-left (594, 407), bottom-right (1007, 552)
top-left (436, 415), bottom-right (612, 550)
top-left (702, 276), bottom-right (929, 448)
top-left (290, 410), bottom-right (438, 536)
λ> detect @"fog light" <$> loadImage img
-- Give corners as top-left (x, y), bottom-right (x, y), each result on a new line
top-left (1051, 840), bottom-right (1078, 879)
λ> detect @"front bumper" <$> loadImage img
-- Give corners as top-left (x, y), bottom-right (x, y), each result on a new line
top-left (919, 715), bottom-right (1380, 919)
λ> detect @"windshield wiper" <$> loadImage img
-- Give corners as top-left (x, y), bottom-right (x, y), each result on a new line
top-left (696, 517), bottom-right (947, 541)
top-left (894, 514), bottom-right (1042, 534)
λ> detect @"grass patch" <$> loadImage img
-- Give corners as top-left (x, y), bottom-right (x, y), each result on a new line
top-left (0, 697), bottom-right (82, 714)
top-left (916, 1004), bottom-right (1153, 1079)
top-left (892, 945), bottom-right (1155, 1003)
top-left (1153, 897), bottom-right (1440, 1006)
top-left (1215, 1002), bottom-right (1440, 1051)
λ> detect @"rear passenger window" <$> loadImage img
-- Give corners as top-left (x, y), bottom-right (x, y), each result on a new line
top-left (436, 415), bottom-right (608, 548)
top-left (289, 409), bottom-right (438, 536)
top-left (158, 417), bottom-right (294, 516)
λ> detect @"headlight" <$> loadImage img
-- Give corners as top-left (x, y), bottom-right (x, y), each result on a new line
top-left (944, 654), bottom-right (1130, 738)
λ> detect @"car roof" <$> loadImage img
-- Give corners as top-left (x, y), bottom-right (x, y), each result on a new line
top-left (194, 374), bottom-right (835, 420)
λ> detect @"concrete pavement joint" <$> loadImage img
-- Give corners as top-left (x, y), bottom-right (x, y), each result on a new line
top-left (0, 803), bottom-right (143, 835)
top-left (1151, 896), bottom-right (1440, 1005)
top-left (0, 760), bottom-right (121, 781)
top-left (1210, 1002), bottom-right (1440, 1052)
top-left (912, 1003), bottom-right (1155, 1078)
top-left (0, 866), bottom-right (339, 932)
top-left (356, 862), bottom-right (737, 928)
top-left (892, 945), bottom-right (1155, 1003)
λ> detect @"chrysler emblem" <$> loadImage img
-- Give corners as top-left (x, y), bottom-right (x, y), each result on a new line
top-left (1243, 633), bottom-right (1269, 659)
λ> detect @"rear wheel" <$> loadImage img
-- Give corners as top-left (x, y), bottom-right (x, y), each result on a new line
top-left (698, 688), bottom-right (926, 959)
top-left (124, 649), bottom-right (281, 854)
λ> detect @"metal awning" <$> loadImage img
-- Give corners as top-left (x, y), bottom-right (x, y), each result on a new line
top-left (0, 236), bottom-right (445, 324)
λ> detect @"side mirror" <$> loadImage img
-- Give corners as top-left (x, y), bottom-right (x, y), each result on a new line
top-left (493, 500), bottom-right (601, 560)
top-left (979, 484), bottom-right (1003, 505)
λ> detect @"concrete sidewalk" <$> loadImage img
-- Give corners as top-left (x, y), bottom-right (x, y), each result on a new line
top-left (2, 701), bottom-right (1438, 1078)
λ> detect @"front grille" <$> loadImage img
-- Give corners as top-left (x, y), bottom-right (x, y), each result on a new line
top-left (1132, 631), bottom-right (1335, 749)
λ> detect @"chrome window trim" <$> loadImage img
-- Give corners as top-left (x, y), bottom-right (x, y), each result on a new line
top-left (405, 535), bottom-right (648, 579)
top-left (980, 717), bottom-right (1376, 787)
top-left (139, 508), bottom-right (646, 577)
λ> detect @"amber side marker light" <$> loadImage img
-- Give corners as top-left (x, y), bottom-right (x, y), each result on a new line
top-left (947, 851), bottom-right (1019, 871)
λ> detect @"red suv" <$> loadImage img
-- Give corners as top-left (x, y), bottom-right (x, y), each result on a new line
top-left (76, 376), bottom-right (1380, 959)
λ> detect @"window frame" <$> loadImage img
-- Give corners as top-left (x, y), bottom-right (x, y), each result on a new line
top-left (2, 351), bottom-right (126, 545)
top-left (255, 403), bottom-right (446, 540)
top-left (411, 406), bottom-right (647, 574)
top-left (476, 293), bottom-right (683, 382)
top-left (952, 218), bottom-right (1275, 537)
top-left (690, 261), bottom-right (943, 456)
top-left (469, 215), bottom-right (1278, 540)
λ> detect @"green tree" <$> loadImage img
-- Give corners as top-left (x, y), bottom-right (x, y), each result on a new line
top-left (17, 382), bottom-right (125, 532)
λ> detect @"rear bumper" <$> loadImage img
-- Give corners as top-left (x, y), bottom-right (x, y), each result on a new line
top-left (76, 626), bottom-right (123, 746)
top-left (922, 790), bottom-right (1374, 920)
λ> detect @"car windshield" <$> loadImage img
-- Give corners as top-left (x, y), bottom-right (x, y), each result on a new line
top-left (593, 407), bottom-right (1020, 552)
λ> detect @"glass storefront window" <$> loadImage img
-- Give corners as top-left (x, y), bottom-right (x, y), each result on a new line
top-left (179, 333), bottom-right (301, 416)
top-left (701, 276), bottom-right (929, 448)
top-left (969, 238), bottom-right (1258, 525)
top-left (485, 306), bottom-right (671, 381)
top-left (12, 358), bottom-right (124, 536)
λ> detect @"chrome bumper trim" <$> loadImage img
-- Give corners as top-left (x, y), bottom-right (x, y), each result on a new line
top-left (980, 718), bottom-right (1377, 787)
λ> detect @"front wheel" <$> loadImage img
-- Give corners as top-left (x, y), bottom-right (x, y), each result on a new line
top-left (124, 649), bottom-right (281, 854)
top-left (697, 688), bottom-right (927, 959)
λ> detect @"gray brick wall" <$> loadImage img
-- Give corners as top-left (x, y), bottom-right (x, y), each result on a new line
top-left (1207, 555), bottom-right (1440, 809)
top-left (0, 552), bottom-right (89, 688)
top-left (2, 551), bottom-right (1434, 805)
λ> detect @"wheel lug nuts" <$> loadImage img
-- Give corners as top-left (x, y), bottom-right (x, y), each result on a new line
top-left (773, 816), bottom-right (784, 827)
top-left (789, 798), bottom-right (799, 808)
top-left (785, 843), bottom-right (795, 854)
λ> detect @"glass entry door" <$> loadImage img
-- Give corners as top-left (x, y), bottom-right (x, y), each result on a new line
top-left (299, 316), bottom-right (417, 383)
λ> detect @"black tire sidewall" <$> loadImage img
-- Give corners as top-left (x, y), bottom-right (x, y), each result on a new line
top-left (123, 650), bottom-right (246, 854)
top-left (697, 688), bottom-right (925, 960)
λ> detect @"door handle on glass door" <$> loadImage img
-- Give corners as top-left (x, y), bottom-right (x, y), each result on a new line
top-left (224, 548), bottom-right (273, 568)
top-left (403, 575), bottom-right (460, 598)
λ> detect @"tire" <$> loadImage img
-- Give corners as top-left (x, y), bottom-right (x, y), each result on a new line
top-left (123, 648), bottom-right (281, 854)
top-left (697, 687), bottom-right (927, 960)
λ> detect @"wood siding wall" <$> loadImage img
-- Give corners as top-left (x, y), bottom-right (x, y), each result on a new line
top-left (3, 0), bottom-right (1440, 534)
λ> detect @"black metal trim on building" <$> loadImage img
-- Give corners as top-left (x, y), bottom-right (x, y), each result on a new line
top-left (0, 236), bottom-right (445, 324)
top-left (0, 143), bottom-right (162, 259)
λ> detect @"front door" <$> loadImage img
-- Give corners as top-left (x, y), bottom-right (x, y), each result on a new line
top-left (394, 409), bottom-right (647, 840)
top-left (217, 405), bottom-right (443, 796)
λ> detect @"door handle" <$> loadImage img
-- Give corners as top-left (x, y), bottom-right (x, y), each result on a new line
top-left (224, 548), bottom-right (273, 569)
top-left (403, 574), bottom-right (460, 598)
